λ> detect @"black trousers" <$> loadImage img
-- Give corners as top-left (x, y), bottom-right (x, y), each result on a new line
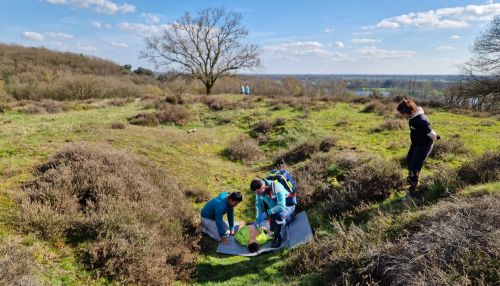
top-left (406, 142), bottom-right (433, 191)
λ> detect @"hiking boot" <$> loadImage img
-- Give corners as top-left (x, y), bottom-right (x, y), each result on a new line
top-left (271, 223), bottom-right (283, 248)
top-left (401, 192), bottom-right (417, 207)
top-left (271, 235), bottom-right (282, 248)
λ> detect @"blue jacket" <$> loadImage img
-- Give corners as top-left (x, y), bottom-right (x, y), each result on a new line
top-left (201, 192), bottom-right (234, 236)
top-left (255, 179), bottom-right (290, 220)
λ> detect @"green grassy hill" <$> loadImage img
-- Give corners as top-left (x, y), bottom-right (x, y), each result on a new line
top-left (0, 93), bottom-right (498, 285)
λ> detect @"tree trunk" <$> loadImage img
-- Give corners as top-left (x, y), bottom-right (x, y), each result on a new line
top-left (205, 82), bottom-right (213, 95)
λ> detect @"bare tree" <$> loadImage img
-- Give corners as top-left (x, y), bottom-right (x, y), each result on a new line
top-left (471, 16), bottom-right (500, 74)
top-left (446, 17), bottom-right (500, 112)
top-left (142, 8), bottom-right (260, 95)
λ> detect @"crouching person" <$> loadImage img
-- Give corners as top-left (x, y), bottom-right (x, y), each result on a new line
top-left (235, 222), bottom-right (272, 253)
top-left (251, 177), bottom-right (296, 248)
top-left (201, 192), bottom-right (242, 244)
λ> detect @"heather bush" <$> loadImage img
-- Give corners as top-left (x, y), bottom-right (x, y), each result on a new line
top-left (17, 99), bottom-right (66, 114)
top-left (286, 193), bottom-right (500, 286)
top-left (225, 136), bottom-right (263, 163)
top-left (0, 238), bottom-right (41, 285)
top-left (292, 155), bottom-right (333, 209)
top-left (457, 151), bottom-right (500, 184)
top-left (342, 157), bottom-right (404, 202)
top-left (361, 100), bottom-right (390, 115)
top-left (251, 120), bottom-right (274, 137)
top-left (430, 138), bottom-right (469, 158)
top-left (16, 144), bottom-right (199, 285)
top-left (319, 137), bottom-right (337, 152)
top-left (111, 122), bottom-right (126, 129)
top-left (129, 104), bottom-right (190, 126)
top-left (372, 118), bottom-right (405, 132)
top-left (201, 96), bottom-right (237, 111)
top-left (274, 142), bottom-right (320, 166)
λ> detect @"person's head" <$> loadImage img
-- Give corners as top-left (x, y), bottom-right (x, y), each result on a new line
top-left (228, 192), bottom-right (243, 207)
top-left (250, 179), bottom-right (267, 195)
top-left (248, 242), bottom-right (260, 253)
top-left (397, 98), bottom-right (418, 118)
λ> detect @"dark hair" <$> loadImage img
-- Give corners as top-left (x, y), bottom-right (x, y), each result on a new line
top-left (250, 179), bottom-right (264, 192)
top-left (229, 192), bottom-right (243, 202)
top-left (248, 242), bottom-right (260, 253)
top-left (397, 99), bottom-right (418, 115)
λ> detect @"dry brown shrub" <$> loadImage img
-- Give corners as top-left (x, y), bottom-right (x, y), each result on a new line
top-left (0, 238), bottom-right (41, 285)
top-left (362, 100), bottom-right (391, 115)
top-left (17, 144), bottom-right (199, 285)
top-left (273, 117), bottom-right (286, 127)
top-left (372, 118), bottom-right (405, 132)
top-left (8, 75), bottom-right (142, 101)
top-left (363, 193), bottom-right (500, 286)
top-left (457, 151), bottom-right (500, 185)
top-left (342, 157), bottom-right (404, 202)
top-left (201, 96), bottom-right (237, 111)
top-left (17, 99), bottom-right (66, 114)
top-left (292, 155), bottom-right (333, 209)
top-left (430, 138), bottom-right (469, 158)
top-left (111, 122), bottom-right (125, 129)
top-left (129, 104), bottom-right (190, 126)
top-left (287, 193), bottom-right (500, 286)
top-left (252, 120), bottom-right (274, 137)
top-left (335, 119), bottom-right (350, 127)
top-left (225, 136), bottom-right (263, 163)
top-left (319, 137), bottom-right (337, 152)
top-left (274, 142), bottom-right (320, 166)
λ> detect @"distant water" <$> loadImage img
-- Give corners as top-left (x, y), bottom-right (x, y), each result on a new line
top-left (354, 90), bottom-right (390, 97)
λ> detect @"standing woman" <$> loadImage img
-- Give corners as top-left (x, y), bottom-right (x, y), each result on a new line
top-left (397, 99), bottom-right (440, 198)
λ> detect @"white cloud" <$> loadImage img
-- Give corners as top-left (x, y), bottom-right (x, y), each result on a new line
top-left (356, 46), bottom-right (417, 59)
top-left (45, 0), bottom-right (135, 14)
top-left (264, 41), bottom-right (348, 61)
top-left (110, 41), bottom-right (128, 48)
top-left (93, 21), bottom-right (112, 29)
top-left (142, 13), bottom-right (160, 24)
top-left (22, 31), bottom-right (45, 41)
top-left (334, 41), bottom-right (345, 48)
top-left (352, 38), bottom-right (381, 45)
top-left (352, 31), bottom-right (372, 36)
top-left (435, 45), bottom-right (455, 50)
top-left (373, 3), bottom-right (500, 29)
top-left (117, 22), bottom-right (171, 35)
top-left (324, 27), bottom-right (335, 33)
top-left (449, 35), bottom-right (461, 39)
top-left (46, 32), bottom-right (74, 39)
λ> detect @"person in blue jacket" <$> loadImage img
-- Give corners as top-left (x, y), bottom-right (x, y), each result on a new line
top-left (397, 99), bottom-right (440, 198)
top-left (250, 178), bottom-right (295, 248)
top-left (201, 192), bottom-right (242, 244)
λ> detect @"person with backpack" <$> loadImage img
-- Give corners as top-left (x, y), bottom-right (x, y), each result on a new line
top-left (397, 99), bottom-right (440, 199)
top-left (201, 192), bottom-right (243, 244)
top-left (250, 170), bottom-right (297, 248)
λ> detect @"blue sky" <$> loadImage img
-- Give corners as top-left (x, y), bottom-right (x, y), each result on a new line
top-left (1, 0), bottom-right (499, 74)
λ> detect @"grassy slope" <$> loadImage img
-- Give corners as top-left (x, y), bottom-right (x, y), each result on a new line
top-left (0, 95), bottom-right (498, 285)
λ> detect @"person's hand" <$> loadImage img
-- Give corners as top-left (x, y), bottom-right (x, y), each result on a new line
top-left (221, 236), bottom-right (229, 245)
